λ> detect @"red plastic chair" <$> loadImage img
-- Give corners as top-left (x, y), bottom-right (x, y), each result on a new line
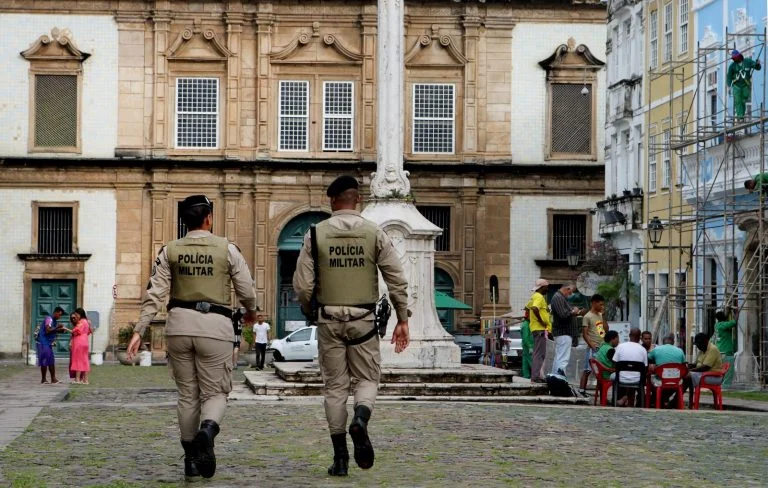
top-left (589, 358), bottom-right (613, 406)
top-left (650, 363), bottom-right (688, 409)
top-left (692, 362), bottom-right (730, 410)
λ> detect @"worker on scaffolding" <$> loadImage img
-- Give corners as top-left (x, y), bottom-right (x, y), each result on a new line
top-left (727, 49), bottom-right (761, 122)
top-left (744, 172), bottom-right (768, 193)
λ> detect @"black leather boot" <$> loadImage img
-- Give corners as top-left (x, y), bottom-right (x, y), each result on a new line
top-left (180, 440), bottom-right (200, 481)
top-left (194, 420), bottom-right (220, 479)
top-left (349, 405), bottom-right (374, 469)
top-left (327, 433), bottom-right (349, 476)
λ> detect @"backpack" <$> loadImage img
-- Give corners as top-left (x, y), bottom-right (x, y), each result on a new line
top-left (545, 373), bottom-right (578, 397)
top-left (33, 324), bottom-right (41, 343)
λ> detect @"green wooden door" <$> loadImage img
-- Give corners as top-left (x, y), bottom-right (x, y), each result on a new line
top-left (435, 268), bottom-right (455, 332)
top-left (31, 280), bottom-right (77, 356)
top-left (276, 212), bottom-right (329, 338)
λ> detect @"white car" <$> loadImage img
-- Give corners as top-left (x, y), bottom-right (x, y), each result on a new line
top-left (269, 326), bottom-right (318, 361)
top-left (502, 325), bottom-right (523, 363)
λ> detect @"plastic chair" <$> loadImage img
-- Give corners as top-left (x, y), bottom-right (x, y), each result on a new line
top-left (589, 358), bottom-right (613, 406)
top-left (612, 361), bottom-right (647, 408)
top-left (692, 362), bottom-right (730, 410)
top-left (650, 363), bottom-right (688, 409)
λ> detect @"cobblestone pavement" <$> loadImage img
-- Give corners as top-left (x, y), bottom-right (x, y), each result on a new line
top-left (1, 384), bottom-right (767, 488)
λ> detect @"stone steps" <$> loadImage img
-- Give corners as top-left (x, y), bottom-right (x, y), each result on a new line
top-left (243, 370), bottom-right (549, 397)
top-left (273, 362), bottom-right (517, 384)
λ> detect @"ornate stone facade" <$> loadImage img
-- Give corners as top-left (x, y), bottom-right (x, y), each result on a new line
top-left (0, 0), bottom-right (605, 355)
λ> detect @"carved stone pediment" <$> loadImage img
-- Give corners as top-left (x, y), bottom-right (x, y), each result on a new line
top-left (405, 26), bottom-right (467, 67)
top-left (538, 37), bottom-right (604, 72)
top-left (166, 28), bottom-right (232, 61)
top-left (21, 28), bottom-right (90, 62)
top-left (270, 22), bottom-right (362, 65)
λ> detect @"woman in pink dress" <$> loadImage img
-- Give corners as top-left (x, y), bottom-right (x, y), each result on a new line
top-left (68, 308), bottom-right (92, 384)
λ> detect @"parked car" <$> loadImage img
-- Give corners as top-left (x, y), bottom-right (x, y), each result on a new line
top-left (455, 340), bottom-right (483, 364)
top-left (503, 325), bottom-right (523, 363)
top-left (269, 326), bottom-right (318, 361)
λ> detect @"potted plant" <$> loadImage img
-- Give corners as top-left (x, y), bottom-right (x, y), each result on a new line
top-left (622, 189), bottom-right (632, 198)
top-left (241, 326), bottom-right (257, 367)
top-left (116, 325), bottom-right (144, 365)
top-left (632, 184), bottom-right (643, 196)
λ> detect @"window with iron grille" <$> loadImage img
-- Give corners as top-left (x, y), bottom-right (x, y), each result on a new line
top-left (551, 214), bottom-right (586, 261)
top-left (663, 3), bottom-right (673, 63)
top-left (413, 84), bottom-right (455, 154)
top-left (662, 130), bottom-right (671, 188)
top-left (279, 80), bottom-right (309, 151)
top-left (323, 81), bottom-right (354, 151)
top-left (178, 201), bottom-right (214, 238)
top-left (550, 84), bottom-right (592, 155)
top-left (649, 134), bottom-right (657, 192)
top-left (175, 78), bottom-right (218, 149)
top-left (649, 10), bottom-right (658, 69)
top-left (416, 206), bottom-right (451, 251)
top-left (38, 207), bottom-right (73, 254)
top-left (679, 0), bottom-right (689, 54)
top-left (34, 75), bottom-right (77, 148)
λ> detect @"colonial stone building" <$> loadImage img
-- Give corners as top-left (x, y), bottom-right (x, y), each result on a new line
top-left (0, 0), bottom-right (605, 359)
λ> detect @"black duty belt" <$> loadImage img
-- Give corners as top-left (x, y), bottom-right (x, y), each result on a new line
top-left (167, 299), bottom-right (232, 319)
top-left (319, 304), bottom-right (377, 346)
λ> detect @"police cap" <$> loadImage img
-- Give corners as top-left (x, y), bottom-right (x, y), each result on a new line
top-left (326, 175), bottom-right (359, 197)
top-left (180, 195), bottom-right (212, 213)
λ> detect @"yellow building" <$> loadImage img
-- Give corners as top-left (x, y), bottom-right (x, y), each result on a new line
top-left (643, 0), bottom-right (695, 349)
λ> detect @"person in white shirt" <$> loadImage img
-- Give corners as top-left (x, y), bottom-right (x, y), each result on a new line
top-left (611, 327), bottom-right (648, 407)
top-left (252, 315), bottom-right (271, 370)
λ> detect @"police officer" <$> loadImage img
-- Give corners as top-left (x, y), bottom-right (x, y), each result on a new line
top-left (127, 195), bottom-right (258, 481)
top-left (293, 175), bottom-right (410, 477)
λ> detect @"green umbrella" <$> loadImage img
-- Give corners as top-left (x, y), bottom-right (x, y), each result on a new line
top-left (434, 291), bottom-right (472, 310)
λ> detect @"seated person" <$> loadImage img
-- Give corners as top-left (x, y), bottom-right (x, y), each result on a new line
top-left (611, 327), bottom-right (648, 407)
top-left (647, 333), bottom-right (686, 407)
top-left (682, 333), bottom-right (723, 407)
top-left (594, 330), bottom-right (620, 381)
top-left (641, 330), bottom-right (655, 352)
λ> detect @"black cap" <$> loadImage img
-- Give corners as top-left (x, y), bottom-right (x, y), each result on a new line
top-left (180, 195), bottom-right (212, 213)
top-left (326, 175), bottom-right (359, 197)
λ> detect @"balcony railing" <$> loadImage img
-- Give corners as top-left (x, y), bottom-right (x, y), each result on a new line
top-left (597, 191), bottom-right (644, 236)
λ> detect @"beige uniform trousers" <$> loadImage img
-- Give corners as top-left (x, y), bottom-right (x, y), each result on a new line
top-left (317, 310), bottom-right (381, 435)
top-left (167, 335), bottom-right (233, 441)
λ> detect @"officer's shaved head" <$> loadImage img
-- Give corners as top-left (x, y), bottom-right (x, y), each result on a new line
top-left (331, 188), bottom-right (360, 210)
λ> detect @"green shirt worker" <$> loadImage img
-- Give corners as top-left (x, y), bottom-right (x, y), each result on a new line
top-left (293, 175), bottom-right (410, 477)
top-left (128, 195), bottom-right (259, 481)
top-left (744, 172), bottom-right (768, 193)
top-left (714, 309), bottom-right (738, 386)
top-left (727, 49), bottom-right (761, 119)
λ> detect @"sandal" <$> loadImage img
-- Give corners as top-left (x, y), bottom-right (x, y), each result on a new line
top-left (41, 381), bottom-right (50, 385)
top-left (50, 380), bottom-right (62, 385)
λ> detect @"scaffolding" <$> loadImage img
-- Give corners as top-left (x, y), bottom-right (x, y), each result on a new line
top-left (647, 28), bottom-right (768, 387)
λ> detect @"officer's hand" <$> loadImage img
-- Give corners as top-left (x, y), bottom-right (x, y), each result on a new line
top-left (243, 310), bottom-right (259, 326)
top-left (391, 320), bottom-right (410, 353)
top-left (126, 332), bottom-right (142, 361)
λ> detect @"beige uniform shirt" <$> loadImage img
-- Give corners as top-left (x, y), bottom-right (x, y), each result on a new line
top-left (135, 230), bottom-right (258, 342)
top-left (293, 210), bottom-right (409, 322)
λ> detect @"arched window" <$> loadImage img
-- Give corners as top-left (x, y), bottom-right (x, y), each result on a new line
top-left (489, 275), bottom-right (499, 304)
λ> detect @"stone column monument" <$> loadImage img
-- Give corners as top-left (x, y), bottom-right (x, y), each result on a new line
top-left (361, 0), bottom-right (461, 368)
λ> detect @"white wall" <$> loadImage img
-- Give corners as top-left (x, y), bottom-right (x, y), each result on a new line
top-left (0, 14), bottom-right (118, 158)
top-left (510, 23), bottom-right (607, 164)
top-left (508, 194), bottom-right (600, 310)
top-left (0, 189), bottom-right (117, 355)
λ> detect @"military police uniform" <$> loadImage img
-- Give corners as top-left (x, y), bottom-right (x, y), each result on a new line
top-left (134, 195), bottom-right (258, 480)
top-left (293, 176), bottom-right (409, 476)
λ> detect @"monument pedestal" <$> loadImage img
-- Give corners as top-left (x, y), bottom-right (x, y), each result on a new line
top-left (362, 200), bottom-right (461, 368)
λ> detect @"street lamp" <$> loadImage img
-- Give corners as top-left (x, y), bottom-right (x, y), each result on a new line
top-left (566, 246), bottom-right (580, 269)
top-left (648, 216), bottom-right (664, 246)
